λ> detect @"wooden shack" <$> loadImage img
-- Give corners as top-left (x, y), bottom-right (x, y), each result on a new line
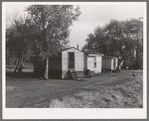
top-left (87, 54), bottom-right (104, 75)
top-left (34, 47), bottom-right (104, 79)
top-left (61, 47), bottom-right (86, 79)
top-left (102, 56), bottom-right (118, 71)
top-left (34, 47), bottom-right (87, 79)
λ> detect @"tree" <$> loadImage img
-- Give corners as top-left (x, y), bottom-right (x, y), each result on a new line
top-left (82, 22), bottom-right (124, 58)
top-left (83, 18), bottom-right (143, 70)
top-left (94, 27), bottom-right (111, 56)
top-left (124, 18), bottom-right (143, 69)
top-left (82, 27), bottom-right (112, 56)
top-left (103, 20), bottom-right (128, 69)
top-left (83, 19), bottom-right (143, 68)
top-left (26, 5), bottom-right (81, 79)
top-left (6, 15), bottom-right (37, 74)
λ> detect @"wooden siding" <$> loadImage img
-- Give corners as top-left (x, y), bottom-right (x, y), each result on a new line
top-left (102, 57), bottom-right (118, 70)
top-left (87, 56), bottom-right (102, 74)
top-left (62, 48), bottom-right (84, 79)
top-left (111, 59), bottom-right (114, 70)
top-left (102, 58), bottom-right (112, 70)
top-left (96, 56), bottom-right (102, 73)
top-left (114, 58), bottom-right (118, 70)
top-left (87, 57), bottom-right (94, 72)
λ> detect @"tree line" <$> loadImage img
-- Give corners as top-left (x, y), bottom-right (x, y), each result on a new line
top-left (82, 18), bottom-right (143, 69)
top-left (6, 5), bottom-right (143, 80)
top-left (6, 5), bottom-right (81, 79)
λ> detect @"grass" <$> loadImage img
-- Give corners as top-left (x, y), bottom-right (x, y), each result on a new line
top-left (49, 75), bottom-right (143, 108)
top-left (6, 69), bottom-right (143, 108)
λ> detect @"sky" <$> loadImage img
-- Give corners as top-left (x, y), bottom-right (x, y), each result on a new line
top-left (5, 2), bottom-right (146, 50)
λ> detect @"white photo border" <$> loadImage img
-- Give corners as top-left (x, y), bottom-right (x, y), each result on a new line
top-left (2, 1), bottom-right (147, 119)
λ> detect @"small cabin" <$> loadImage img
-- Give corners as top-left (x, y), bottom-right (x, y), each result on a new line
top-left (102, 56), bottom-right (118, 71)
top-left (60, 47), bottom-right (85, 79)
top-left (34, 47), bottom-right (104, 79)
top-left (34, 47), bottom-right (86, 79)
top-left (87, 54), bottom-right (104, 75)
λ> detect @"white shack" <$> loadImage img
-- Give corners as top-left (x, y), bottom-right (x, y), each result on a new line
top-left (34, 47), bottom-right (104, 79)
top-left (87, 54), bottom-right (104, 75)
top-left (61, 47), bottom-right (86, 79)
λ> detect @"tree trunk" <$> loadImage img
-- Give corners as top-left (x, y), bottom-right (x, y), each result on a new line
top-left (43, 54), bottom-right (49, 80)
top-left (14, 59), bottom-right (19, 73)
top-left (42, 27), bottom-right (49, 80)
top-left (116, 47), bottom-right (125, 72)
top-left (122, 56), bottom-right (126, 69)
top-left (18, 52), bottom-right (24, 75)
top-left (18, 62), bottom-right (23, 75)
top-left (119, 60), bottom-right (124, 71)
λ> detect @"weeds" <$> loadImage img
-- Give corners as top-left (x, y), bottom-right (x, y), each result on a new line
top-left (49, 73), bottom-right (143, 108)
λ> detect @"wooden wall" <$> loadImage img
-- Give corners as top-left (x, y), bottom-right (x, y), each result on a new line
top-left (102, 57), bottom-right (118, 70)
top-left (87, 56), bottom-right (102, 74)
top-left (62, 48), bottom-right (84, 79)
top-left (111, 59), bottom-right (114, 70)
top-left (110, 58), bottom-right (118, 70)
top-left (102, 58), bottom-right (112, 70)
top-left (97, 56), bottom-right (102, 73)
top-left (113, 57), bottom-right (118, 70)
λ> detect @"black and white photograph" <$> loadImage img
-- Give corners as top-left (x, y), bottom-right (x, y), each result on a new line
top-left (3, 1), bottom-right (147, 119)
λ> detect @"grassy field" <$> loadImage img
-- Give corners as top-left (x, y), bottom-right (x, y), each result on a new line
top-left (6, 70), bottom-right (143, 108)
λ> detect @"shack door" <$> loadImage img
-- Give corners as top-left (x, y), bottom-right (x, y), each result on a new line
top-left (68, 52), bottom-right (75, 69)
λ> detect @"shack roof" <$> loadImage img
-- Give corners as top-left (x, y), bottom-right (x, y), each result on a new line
top-left (60, 47), bottom-right (75, 52)
top-left (60, 47), bottom-right (83, 53)
top-left (59, 47), bottom-right (104, 56)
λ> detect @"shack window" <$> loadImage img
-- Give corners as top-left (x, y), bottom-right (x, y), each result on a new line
top-left (94, 57), bottom-right (96, 68)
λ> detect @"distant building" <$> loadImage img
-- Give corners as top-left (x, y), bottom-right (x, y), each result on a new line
top-left (87, 53), bottom-right (104, 75)
top-left (102, 56), bottom-right (119, 71)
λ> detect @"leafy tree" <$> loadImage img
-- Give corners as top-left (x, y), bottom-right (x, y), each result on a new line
top-left (94, 27), bottom-right (110, 56)
top-left (124, 19), bottom-right (143, 69)
top-left (83, 18), bottom-right (143, 70)
top-left (6, 15), bottom-right (37, 73)
top-left (82, 27), bottom-right (112, 56)
top-left (26, 5), bottom-right (81, 79)
top-left (82, 33), bottom-right (96, 53)
top-left (104, 20), bottom-right (126, 57)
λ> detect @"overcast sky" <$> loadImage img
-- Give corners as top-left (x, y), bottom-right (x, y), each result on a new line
top-left (5, 2), bottom-right (146, 49)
